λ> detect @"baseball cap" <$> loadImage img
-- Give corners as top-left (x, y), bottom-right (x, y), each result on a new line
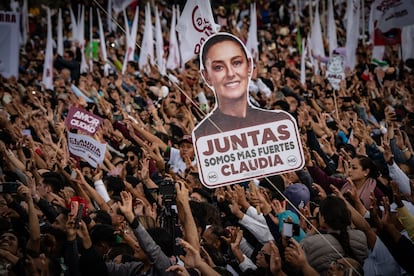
top-left (178, 134), bottom-right (193, 144)
top-left (284, 183), bottom-right (310, 216)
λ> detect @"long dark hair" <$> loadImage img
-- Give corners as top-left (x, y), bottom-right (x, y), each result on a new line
top-left (320, 196), bottom-right (357, 259)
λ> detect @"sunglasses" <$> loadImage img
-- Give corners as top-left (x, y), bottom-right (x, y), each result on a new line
top-left (127, 155), bottom-right (135, 161)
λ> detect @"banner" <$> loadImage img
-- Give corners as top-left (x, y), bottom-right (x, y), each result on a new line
top-left (194, 120), bottom-right (304, 188)
top-left (371, 0), bottom-right (414, 32)
top-left (326, 55), bottom-right (345, 90)
top-left (176, 0), bottom-right (220, 64)
top-left (65, 106), bottom-right (103, 135)
top-left (67, 132), bottom-right (106, 168)
top-left (0, 11), bottom-right (20, 79)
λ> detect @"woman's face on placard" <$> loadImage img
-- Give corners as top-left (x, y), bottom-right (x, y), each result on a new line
top-left (202, 39), bottom-right (251, 104)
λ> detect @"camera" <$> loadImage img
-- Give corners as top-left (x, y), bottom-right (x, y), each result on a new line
top-left (0, 182), bottom-right (19, 194)
top-left (158, 179), bottom-right (176, 204)
top-left (157, 179), bottom-right (178, 241)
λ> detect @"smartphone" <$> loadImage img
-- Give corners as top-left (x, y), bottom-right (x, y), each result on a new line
top-left (74, 203), bottom-right (85, 229)
top-left (282, 222), bottom-right (293, 238)
top-left (0, 182), bottom-right (20, 193)
top-left (22, 129), bottom-right (32, 137)
top-left (70, 170), bottom-right (77, 179)
top-left (113, 114), bottom-right (123, 121)
top-left (70, 200), bottom-right (79, 217)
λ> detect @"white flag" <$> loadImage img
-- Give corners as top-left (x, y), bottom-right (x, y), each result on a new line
top-left (327, 0), bottom-right (337, 55)
top-left (107, 0), bottom-right (116, 32)
top-left (57, 9), bottom-right (64, 56)
top-left (402, 25), bottom-right (414, 62)
top-left (69, 7), bottom-right (78, 43)
top-left (0, 11), bottom-right (20, 79)
top-left (245, 3), bottom-right (259, 60)
top-left (89, 7), bottom-right (93, 72)
top-left (155, 6), bottom-right (166, 75)
top-left (310, 0), bottom-right (326, 60)
top-left (112, 0), bottom-right (135, 14)
top-left (167, 5), bottom-right (181, 70)
top-left (20, 0), bottom-right (28, 45)
top-left (176, 0), bottom-right (220, 64)
top-left (139, 2), bottom-right (154, 72)
top-left (122, 6), bottom-right (139, 74)
top-left (42, 8), bottom-right (54, 90)
top-left (300, 38), bottom-right (307, 85)
top-left (78, 6), bottom-right (88, 74)
top-left (371, 0), bottom-right (414, 32)
top-left (97, 10), bottom-right (111, 76)
top-left (345, 0), bottom-right (360, 70)
top-left (371, 45), bottom-right (385, 61)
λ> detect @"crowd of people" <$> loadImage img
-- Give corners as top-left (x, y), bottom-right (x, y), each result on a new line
top-left (1, 0), bottom-right (414, 275)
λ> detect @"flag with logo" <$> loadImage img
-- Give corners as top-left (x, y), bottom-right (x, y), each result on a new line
top-left (176, 0), bottom-right (220, 64)
top-left (370, 0), bottom-right (414, 45)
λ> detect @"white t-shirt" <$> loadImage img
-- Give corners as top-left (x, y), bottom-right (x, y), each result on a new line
top-left (167, 147), bottom-right (196, 176)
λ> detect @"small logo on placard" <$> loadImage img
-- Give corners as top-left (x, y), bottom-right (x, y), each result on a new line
top-left (208, 172), bottom-right (218, 182)
top-left (287, 156), bottom-right (297, 166)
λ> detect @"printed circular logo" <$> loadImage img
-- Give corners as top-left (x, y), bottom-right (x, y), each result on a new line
top-left (287, 155), bottom-right (297, 166)
top-left (192, 5), bottom-right (211, 33)
top-left (208, 172), bottom-right (218, 183)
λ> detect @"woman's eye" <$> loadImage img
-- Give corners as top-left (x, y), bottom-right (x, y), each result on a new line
top-left (213, 65), bottom-right (223, 71)
top-left (233, 60), bottom-right (242, 66)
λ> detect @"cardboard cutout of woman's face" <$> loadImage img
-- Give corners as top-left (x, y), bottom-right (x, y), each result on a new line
top-left (199, 33), bottom-right (253, 96)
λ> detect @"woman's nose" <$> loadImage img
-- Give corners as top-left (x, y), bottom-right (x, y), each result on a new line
top-left (226, 65), bottom-right (235, 77)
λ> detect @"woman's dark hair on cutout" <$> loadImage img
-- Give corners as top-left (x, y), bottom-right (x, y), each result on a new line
top-left (201, 34), bottom-right (248, 68)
